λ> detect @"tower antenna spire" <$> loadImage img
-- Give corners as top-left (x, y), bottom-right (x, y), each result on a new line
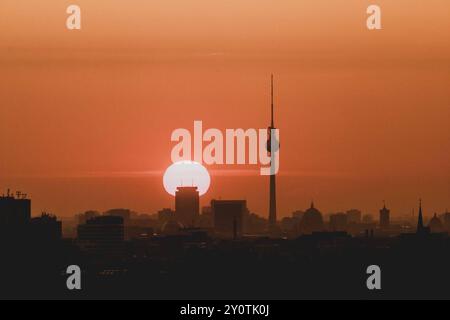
top-left (271, 74), bottom-right (274, 127)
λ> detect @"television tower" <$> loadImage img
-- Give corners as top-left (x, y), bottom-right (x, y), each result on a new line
top-left (267, 74), bottom-right (278, 232)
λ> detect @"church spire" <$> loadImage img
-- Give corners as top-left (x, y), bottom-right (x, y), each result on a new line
top-left (417, 198), bottom-right (425, 233)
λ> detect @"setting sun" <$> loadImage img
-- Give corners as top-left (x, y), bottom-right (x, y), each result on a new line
top-left (163, 161), bottom-right (211, 196)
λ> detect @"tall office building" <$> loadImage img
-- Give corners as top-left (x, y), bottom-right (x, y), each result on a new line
top-left (175, 186), bottom-right (199, 228)
top-left (379, 202), bottom-right (390, 228)
top-left (212, 200), bottom-right (246, 239)
top-left (0, 190), bottom-right (31, 226)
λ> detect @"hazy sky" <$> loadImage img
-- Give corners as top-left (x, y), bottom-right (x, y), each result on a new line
top-left (0, 0), bottom-right (449, 219)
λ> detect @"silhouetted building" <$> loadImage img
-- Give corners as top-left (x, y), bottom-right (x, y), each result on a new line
top-left (244, 212), bottom-right (267, 235)
top-left (197, 206), bottom-right (213, 228)
top-left (299, 202), bottom-right (324, 235)
top-left (0, 190), bottom-right (31, 241)
top-left (105, 208), bottom-right (131, 224)
top-left (77, 210), bottom-right (100, 225)
top-left (175, 187), bottom-right (199, 227)
top-left (0, 190), bottom-right (31, 226)
top-left (362, 214), bottom-right (374, 224)
top-left (158, 208), bottom-right (174, 224)
top-left (77, 215), bottom-right (124, 251)
top-left (346, 209), bottom-right (362, 224)
top-left (292, 210), bottom-right (304, 220)
top-left (161, 220), bottom-right (184, 236)
top-left (30, 213), bottom-right (62, 241)
top-left (416, 199), bottom-right (430, 235)
top-left (105, 209), bottom-right (133, 240)
top-left (212, 200), bottom-right (246, 239)
top-left (428, 213), bottom-right (444, 233)
top-left (379, 203), bottom-right (390, 228)
top-left (329, 213), bottom-right (347, 231)
top-left (443, 211), bottom-right (450, 231)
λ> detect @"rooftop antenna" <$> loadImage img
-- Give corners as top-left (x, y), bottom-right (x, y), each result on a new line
top-left (271, 74), bottom-right (274, 128)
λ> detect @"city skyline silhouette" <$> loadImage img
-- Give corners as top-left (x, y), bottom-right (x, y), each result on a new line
top-left (1, 185), bottom-right (450, 299)
top-left (0, 0), bottom-right (449, 300)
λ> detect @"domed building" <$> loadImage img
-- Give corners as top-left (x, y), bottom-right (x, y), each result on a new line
top-left (161, 220), bottom-right (184, 236)
top-left (428, 213), bottom-right (444, 233)
top-left (298, 202), bottom-right (324, 235)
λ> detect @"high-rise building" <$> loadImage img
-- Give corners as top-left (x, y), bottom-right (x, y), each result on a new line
top-left (379, 202), bottom-right (390, 228)
top-left (175, 186), bottom-right (199, 227)
top-left (212, 200), bottom-right (246, 239)
top-left (0, 190), bottom-right (31, 226)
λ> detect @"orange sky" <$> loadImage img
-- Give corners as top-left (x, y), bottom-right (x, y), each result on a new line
top-left (0, 0), bottom-right (449, 219)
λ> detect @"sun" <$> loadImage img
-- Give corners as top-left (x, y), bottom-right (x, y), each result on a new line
top-left (163, 161), bottom-right (211, 196)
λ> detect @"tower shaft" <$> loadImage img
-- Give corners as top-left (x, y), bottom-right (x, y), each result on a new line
top-left (268, 74), bottom-right (277, 231)
top-left (269, 173), bottom-right (277, 229)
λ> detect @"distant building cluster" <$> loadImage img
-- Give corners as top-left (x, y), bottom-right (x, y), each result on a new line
top-left (280, 201), bottom-right (450, 239)
top-left (1, 187), bottom-right (450, 256)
